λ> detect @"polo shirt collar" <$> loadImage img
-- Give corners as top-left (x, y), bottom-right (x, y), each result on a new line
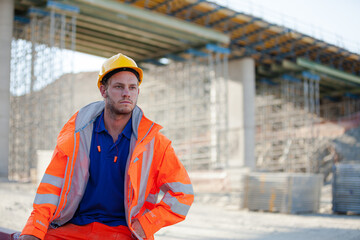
top-left (94, 111), bottom-right (132, 140)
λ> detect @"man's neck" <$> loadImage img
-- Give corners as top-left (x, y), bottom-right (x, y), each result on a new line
top-left (103, 109), bottom-right (131, 142)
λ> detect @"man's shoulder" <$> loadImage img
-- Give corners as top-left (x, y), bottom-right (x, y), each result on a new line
top-left (154, 131), bottom-right (172, 147)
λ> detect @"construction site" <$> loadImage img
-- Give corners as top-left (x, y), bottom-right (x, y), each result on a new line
top-left (1, 0), bottom-right (360, 239)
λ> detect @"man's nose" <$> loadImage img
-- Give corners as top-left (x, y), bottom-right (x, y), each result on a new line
top-left (122, 87), bottom-right (130, 96)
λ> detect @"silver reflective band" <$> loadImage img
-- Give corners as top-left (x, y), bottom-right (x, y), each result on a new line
top-left (34, 193), bottom-right (60, 206)
top-left (161, 182), bottom-right (194, 195)
top-left (41, 174), bottom-right (64, 188)
top-left (131, 138), bottom-right (155, 218)
top-left (162, 192), bottom-right (191, 216)
top-left (145, 193), bottom-right (158, 204)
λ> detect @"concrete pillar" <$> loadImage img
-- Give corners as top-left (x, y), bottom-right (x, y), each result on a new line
top-left (227, 58), bottom-right (256, 169)
top-left (0, 0), bottom-right (14, 178)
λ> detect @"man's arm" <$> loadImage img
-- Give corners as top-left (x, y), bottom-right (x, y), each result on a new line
top-left (20, 146), bottom-right (68, 240)
top-left (137, 141), bottom-right (194, 238)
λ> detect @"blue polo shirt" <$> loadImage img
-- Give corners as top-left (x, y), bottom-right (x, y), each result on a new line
top-left (70, 111), bottom-right (132, 227)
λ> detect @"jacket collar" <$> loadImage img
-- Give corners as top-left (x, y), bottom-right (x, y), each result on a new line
top-left (132, 105), bottom-right (162, 143)
top-left (58, 101), bottom-right (163, 156)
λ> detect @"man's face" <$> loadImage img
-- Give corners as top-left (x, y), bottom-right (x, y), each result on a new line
top-left (100, 71), bottom-right (139, 116)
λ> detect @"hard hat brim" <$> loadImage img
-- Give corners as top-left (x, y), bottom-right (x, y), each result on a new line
top-left (97, 66), bottom-right (143, 89)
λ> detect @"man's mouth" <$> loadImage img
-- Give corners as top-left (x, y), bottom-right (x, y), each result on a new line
top-left (119, 100), bottom-right (132, 104)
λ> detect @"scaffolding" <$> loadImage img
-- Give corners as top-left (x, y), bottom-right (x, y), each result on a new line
top-left (10, 4), bottom-right (77, 180)
top-left (138, 48), bottom-right (229, 171)
top-left (10, 4), bottom-right (229, 178)
top-left (255, 72), bottom-right (321, 173)
top-left (321, 95), bottom-right (360, 124)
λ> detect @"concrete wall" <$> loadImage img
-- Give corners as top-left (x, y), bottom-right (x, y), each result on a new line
top-left (0, 0), bottom-right (14, 178)
top-left (227, 58), bottom-right (256, 169)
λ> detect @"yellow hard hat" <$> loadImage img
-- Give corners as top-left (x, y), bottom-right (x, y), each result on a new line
top-left (97, 53), bottom-right (143, 88)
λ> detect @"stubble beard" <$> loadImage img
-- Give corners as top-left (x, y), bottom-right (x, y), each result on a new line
top-left (105, 90), bottom-right (137, 117)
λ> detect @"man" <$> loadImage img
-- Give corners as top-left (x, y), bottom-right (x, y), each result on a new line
top-left (19, 53), bottom-right (194, 240)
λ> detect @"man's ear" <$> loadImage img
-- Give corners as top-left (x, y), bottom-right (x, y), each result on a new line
top-left (100, 84), bottom-right (107, 98)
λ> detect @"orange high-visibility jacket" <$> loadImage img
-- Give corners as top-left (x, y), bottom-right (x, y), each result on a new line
top-left (21, 101), bottom-right (194, 240)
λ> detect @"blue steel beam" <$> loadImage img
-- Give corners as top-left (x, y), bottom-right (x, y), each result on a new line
top-left (206, 43), bottom-right (231, 54)
top-left (302, 71), bottom-right (320, 81)
top-left (47, 0), bottom-right (80, 13)
top-left (14, 16), bottom-right (30, 24)
top-left (282, 74), bottom-right (302, 83)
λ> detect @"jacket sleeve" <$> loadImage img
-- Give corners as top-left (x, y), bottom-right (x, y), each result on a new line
top-left (138, 141), bottom-right (194, 238)
top-left (20, 146), bottom-right (68, 240)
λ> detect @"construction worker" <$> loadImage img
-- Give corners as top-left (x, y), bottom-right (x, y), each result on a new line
top-left (18, 53), bottom-right (194, 240)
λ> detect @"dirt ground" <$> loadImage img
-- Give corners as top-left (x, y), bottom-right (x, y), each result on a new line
top-left (0, 181), bottom-right (359, 240)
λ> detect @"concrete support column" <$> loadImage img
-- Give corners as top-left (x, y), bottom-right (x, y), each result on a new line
top-left (228, 58), bottom-right (256, 169)
top-left (0, 0), bottom-right (14, 178)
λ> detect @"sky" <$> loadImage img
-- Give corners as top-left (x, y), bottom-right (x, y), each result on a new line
top-left (74, 0), bottom-right (360, 73)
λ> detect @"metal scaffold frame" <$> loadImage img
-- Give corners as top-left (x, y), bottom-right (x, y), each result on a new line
top-left (321, 94), bottom-right (360, 123)
top-left (256, 66), bottom-right (360, 173)
top-left (10, 3), bottom-right (78, 180)
top-left (255, 72), bottom-right (321, 173)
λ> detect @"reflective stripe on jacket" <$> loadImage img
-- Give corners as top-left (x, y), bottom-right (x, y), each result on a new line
top-left (21, 101), bottom-right (194, 240)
